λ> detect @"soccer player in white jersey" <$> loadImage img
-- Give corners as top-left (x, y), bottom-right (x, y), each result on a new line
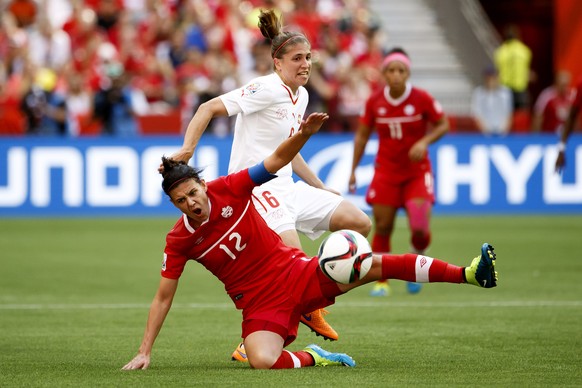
top-left (165, 9), bottom-right (372, 356)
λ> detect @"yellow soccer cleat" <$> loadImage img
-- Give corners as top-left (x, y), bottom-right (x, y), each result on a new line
top-left (303, 344), bottom-right (355, 367)
top-left (370, 281), bottom-right (391, 297)
top-left (465, 243), bottom-right (498, 288)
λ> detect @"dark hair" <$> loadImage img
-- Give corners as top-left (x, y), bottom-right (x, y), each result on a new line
top-left (257, 9), bottom-right (310, 59)
top-left (385, 47), bottom-right (409, 58)
top-left (160, 156), bottom-right (204, 196)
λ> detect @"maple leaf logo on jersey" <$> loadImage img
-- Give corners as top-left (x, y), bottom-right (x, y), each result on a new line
top-left (404, 104), bottom-right (415, 115)
top-left (221, 206), bottom-right (233, 218)
top-left (241, 83), bottom-right (264, 97)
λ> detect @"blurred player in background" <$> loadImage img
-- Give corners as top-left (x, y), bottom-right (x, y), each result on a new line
top-left (555, 77), bottom-right (582, 173)
top-left (164, 9), bottom-right (371, 355)
top-left (349, 48), bottom-right (449, 297)
top-left (531, 70), bottom-right (574, 134)
top-left (122, 113), bottom-right (498, 371)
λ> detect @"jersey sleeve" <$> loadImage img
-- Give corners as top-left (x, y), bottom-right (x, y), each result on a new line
top-left (420, 89), bottom-right (445, 123)
top-left (161, 246), bottom-right (188, 279)
top-left (219, 80), bottom-right (276, 116)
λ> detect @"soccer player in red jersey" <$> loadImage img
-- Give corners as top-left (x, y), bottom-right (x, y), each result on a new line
top-left (122, 112), bottom-right (497, 371)
top-left (349, 48), bottom-right (449, 297)
top-left (555, 77), bottom-right (582, 173)
top-left (532, 71), bottom-right (575, 134)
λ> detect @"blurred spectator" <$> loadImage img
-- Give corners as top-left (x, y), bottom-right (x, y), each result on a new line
top-left (27, 16), bottom-right (72, 75)
top-left (21, 67), bottom-right (69, 135)
top-left (531, 70), bottom-right (575, 134)
top-left (93, 61), bottom-right (139, 136)
top-left (494, 25), bottom-right (532, 110)
top-left (62, 4), bottom-right (104, 75)
top-left (0, 0), bottom-right (384, 136)
top-left (0, 62), bottom-right (27, 134)
top-left (239, 38), bottom-right (272, 84)
top-left (65, 71), bottom-right (93, 136)
top-left (471, 65), bottom-right (513, 136)
top-left (6, 0), bottom-right (37, 29)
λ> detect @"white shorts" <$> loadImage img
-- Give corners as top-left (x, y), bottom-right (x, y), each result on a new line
top-left (251, 176), bottom-right (343, 240)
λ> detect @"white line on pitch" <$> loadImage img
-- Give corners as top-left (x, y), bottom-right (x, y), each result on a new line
top-left (0, 300), bottom-right (581, 310)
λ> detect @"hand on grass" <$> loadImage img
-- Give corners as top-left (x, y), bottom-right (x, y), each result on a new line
top-left (122, 353), bottom-right (150, 370)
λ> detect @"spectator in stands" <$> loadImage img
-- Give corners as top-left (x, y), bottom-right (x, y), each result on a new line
top-left (494, 25), bottom-right (532, 110)
top-left (6, 0), bottom-right (37, 29)
top-left (0, 0), bottom-right (381, 136)
top-left (65, 71), bottom-right (93, 136)
top-left (27, 16), bottom-right (72, 76)
top-left (471, 65), bottom-right (513, 136)
top-left (21, 67), bottom-right (68, 135)
top-left (531, 70), bottom-right (574, 134)
top-left (93, 61), bottom-right (139, 136)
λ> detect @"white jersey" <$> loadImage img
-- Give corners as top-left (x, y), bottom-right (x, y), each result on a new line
top-left (220, 72), bottom-right (309, 178)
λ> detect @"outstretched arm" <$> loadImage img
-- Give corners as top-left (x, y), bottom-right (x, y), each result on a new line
top-left (165, 98), bottom-right (228, 167)
top-left (263, 112), bottom-right (328, 174)
top-left (291, 154), bottom-right (340, 195)
top-left (122, 277), bottom-right (179, 370)
top-left (555, 104), bottom-right (580, 173)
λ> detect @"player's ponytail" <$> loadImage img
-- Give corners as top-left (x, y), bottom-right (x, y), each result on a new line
top-left (160, 156), bottom-right (204, 196)
top-left (257, 9), bottom-right (310, 60)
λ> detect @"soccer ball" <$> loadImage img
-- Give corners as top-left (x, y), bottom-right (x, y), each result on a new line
top-left (317, 229), bottom-right (373, 284)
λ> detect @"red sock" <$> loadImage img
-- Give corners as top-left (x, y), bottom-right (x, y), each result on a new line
top-left (381, 253), bottom-right (464, 283)
top-left (372, 233), bottom-right (390, 253)
top-left (411, 230), bottom-right (431, 253)
top-left (270, 350), bottom-right (314, 369)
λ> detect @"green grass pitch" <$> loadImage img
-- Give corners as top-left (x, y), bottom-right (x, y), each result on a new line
top-left (1, 216), bottom-right (581, 387)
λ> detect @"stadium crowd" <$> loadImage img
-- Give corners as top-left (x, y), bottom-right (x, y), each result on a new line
top-left (0, 0), bottom-right (386, 136)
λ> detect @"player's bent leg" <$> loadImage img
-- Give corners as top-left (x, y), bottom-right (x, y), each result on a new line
top-left (244, 331), bottom-right (285, 369)
top-left (300, 308), bottom-right (338, 341)
top-left (328, 200), bottom-right (372, 237)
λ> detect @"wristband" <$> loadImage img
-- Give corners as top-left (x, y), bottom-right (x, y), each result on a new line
top-left (557, 142), bottom-right (566, 152)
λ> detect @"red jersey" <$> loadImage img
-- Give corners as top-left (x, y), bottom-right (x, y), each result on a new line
top-left (533, 86), bottom-right (575, 133)
top-left (162, 169), bottom-right (309, 308)
top-left (360, 83), bottom-right (444, 181)
top-left (573, 79), bottom-right (582, 111)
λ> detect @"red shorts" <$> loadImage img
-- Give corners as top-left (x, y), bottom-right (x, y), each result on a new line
top-left (366, 170), bottom-right (435, 208)
top-left (241, 258), bottom-right (342, 347)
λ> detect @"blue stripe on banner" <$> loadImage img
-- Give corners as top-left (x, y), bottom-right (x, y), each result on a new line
top-left (0, 134), bottom-right (580, 216)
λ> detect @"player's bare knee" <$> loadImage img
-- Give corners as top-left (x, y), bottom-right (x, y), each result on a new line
top-left (247, 352), bottom-right (277, 370)
top-left (353, 212), bottom-right (372, 236)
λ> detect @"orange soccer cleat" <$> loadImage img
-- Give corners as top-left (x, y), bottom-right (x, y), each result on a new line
top-left (231, 342), bottom-right (248, 362)
top-left (300, 308), bottom-right (338, 341)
